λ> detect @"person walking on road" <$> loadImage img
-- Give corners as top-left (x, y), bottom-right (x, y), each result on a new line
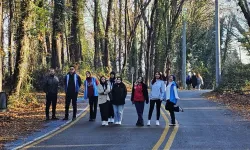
top-left (147, 72), bottom-right (166, 126)
top-left (43, 68), bottom-right (59, 121)
top-left (131, 76), bottom-right (149, 126)
top-left (107, 71), bottom-right (116, 123)
top-left (196, 73), bottom-right (204, 90)
top-left (63, 66), bottom-right (82, 121)
top-left (186, 73), bottom-right (192, 90)
top-left (84, 71), bottom-right (99, 121)
top-left (191, 72), bottom-right (197, 89)
top-left (98, 76), bottom-right (111, 126)
top-left (165, 75), bottom-right (183, 126)
top-left (111, 77), bottom-right (127, 125)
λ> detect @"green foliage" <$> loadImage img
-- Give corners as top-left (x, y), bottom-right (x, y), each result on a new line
top-left (218, 63), bottom-right (250, 91)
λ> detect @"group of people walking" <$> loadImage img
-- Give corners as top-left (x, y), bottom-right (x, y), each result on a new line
top-left (186, 72), bottom-right (204, 90)
top-left (43, 66), bottom-right (183, 127)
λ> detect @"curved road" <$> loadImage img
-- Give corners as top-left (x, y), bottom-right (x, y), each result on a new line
top-left (22, 91), bottom-right (250, 150)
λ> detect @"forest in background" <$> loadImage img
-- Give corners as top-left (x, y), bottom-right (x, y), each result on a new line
top-left (0, 0), bottom-right (249, 108)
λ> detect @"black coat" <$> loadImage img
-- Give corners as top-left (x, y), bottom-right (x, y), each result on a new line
top-left (131, 82), bottom-right (149, 103)
top-left (111, 83), bottom-right (127, 105)
top-left (43, 75), bottom-right (59, 94)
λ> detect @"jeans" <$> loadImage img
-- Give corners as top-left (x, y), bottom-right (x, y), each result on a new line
top-left (113, 105), bottom-right (124, 122)
top-left (46, 93), bottom-right (57, 118)
top-left (65, 92), bottom-right (78, 118)
top-left (134, 101), bottom-right (144, 124)
top-left (89, 96), bottom-right (98, 119)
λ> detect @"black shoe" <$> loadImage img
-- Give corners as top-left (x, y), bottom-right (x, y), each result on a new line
top-left (169, 124), bottom-right (176, 126)
top-left (51, 117), bottom-right (59, 120)
top-left (45, 117), bottom-right (50, 121)
top-left (63, 117), bottom-right (68, 120)
top-left (179, 106), bottom-right (184, 112)
top-left (136, 122), bottom-right (140, 126)
top-left (72, 117), bottom-right (76, 121)
top-left (89, 119), bottom-right (94, 121)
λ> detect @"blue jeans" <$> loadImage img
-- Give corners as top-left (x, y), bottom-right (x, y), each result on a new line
top-left (113, 105), bottom-right (124, 122)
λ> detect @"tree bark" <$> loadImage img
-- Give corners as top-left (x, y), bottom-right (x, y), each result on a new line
top-left (238, 0), bottom-right (250, 27)
top-left (8, 0), bottom-right (14, 76)
top-left (51, 0), bottom-right (65, 69)
top-left (103, 0), bottom-right (113, 73)
top-left (0, 0), bottom-right (3, 91)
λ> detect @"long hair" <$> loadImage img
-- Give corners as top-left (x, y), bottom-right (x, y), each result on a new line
top-left (151, 72), bottom-right (162, 85)
top-left (99, 76), bottom-right (108, 89)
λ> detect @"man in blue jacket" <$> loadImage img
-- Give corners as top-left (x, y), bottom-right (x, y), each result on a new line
top-left (63, 66), bottom-right (82, 121)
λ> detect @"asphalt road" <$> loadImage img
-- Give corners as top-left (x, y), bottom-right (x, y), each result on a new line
top-left (23, 90), bottom-right (250, 150)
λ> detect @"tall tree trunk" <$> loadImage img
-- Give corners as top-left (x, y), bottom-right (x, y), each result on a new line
top-left (12, 0), bottom-right (30, 95)
top-left (94, 0), bottom-right (102, 69)
top-left (51, 0), bottom-right (65, 69)
top-left (103, 0), bottom-right (113, 73)
top-left (0, 0), bottom-right (3, 92)
top-left (8, 0), bottom-right (14, 76)
top-left (69, 0), bottom-right (81, 63)
top-left (118, 0), bottom-right (122, 73)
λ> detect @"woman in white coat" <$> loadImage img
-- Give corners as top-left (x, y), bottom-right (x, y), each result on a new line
top-left (98, 76), bottom-right (111, 126)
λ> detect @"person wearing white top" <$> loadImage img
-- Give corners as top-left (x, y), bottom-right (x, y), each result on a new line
top-left (98, 76), bottom-right (111, 126)
top-left (165, 75), bottom-right (183, 126)
top-left (147, 72), bottom-right (166, 126)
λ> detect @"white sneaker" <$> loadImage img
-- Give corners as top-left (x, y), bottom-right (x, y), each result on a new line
top-left (108, 118), bottom-right (111, 123)
top-left (156, 120), bottom-right (160, 126)
top-left (118, 121), bottom-right (122, 125)
top-left (102, 121), bottom-right (105, 126)
top-left (115, 122), bottom-right (119, 125)
top-left (105, 121), bottom-right (109, 126)
top-left (147, 120), bottom-right (151, 126)
top-left (111, 118), bottom-right (114, 123)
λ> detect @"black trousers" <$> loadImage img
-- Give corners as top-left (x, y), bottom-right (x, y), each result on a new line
top-left (148, 100), bottom-right (162, 120)
top-left (134, 101), bottom-right (145, 123)
top-left (108, 101), bottom-right (114, 118)
top-left (165, 100), bottom-right (180, 124)
top-left (46, 93), bottom-right (57, 118)
top-left (99, 101), bottom-right (109, 121)
top-left (65, 92), bottom-right (78, 118)
top-left (89, 96), bottom-right (98, 119)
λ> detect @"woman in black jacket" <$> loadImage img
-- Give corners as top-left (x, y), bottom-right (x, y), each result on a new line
top-left (131, 77), bottom-right (149, 126)
top-left (111, 77), bottom-right (127, 125)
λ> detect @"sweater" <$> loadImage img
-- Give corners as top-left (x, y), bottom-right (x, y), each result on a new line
top-left (97, 83), bottom-right (111, 104)
top-left (150, 80), bottom-right (165, 100)
top-left (166, 81), bottom-right (179, 104)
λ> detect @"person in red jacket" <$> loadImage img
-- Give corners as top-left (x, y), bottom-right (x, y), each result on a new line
top-left (131, 76), bottom-right (149, 126)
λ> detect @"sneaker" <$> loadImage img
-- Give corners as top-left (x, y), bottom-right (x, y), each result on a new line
top-left (45, 117), bottom-right (50, 121)
top-left (179, 106), bottom-right (184, 112)
top-left (108, 118), bottom-right (111, 123)
top-left (63, 117), bottom-right (68, 121)
top-left (111, 118), bottom-right (114, 123)
top-left (147, 120), bottom-right (151, 126)
top-left (115, 122), bottom-right (119, 125)
top-left (51, 117), bottom-right (59, 120)
top-left (118, 121), bottom-right (122, 125)
top-left (156, 120), bottom-right (160, 126)
top-left (102, 121), bottom-right (106, 126)
top-left (72, 117), bottom-right (76, 121)
top-left (169, 123), bottom-right (176, 126)
top-left (105, 121), bottom-right (109, 126)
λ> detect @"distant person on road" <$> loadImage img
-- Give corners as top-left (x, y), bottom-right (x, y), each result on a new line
top-left (63, 66), bottom-right (82, 121)
top-left (107, 71), bottom-right (116, 124)
top-left (131, 76), bottom-right (149, 126)
top-left (196, 73), bottom-right (204, 90)
top-left (111, 77), bottom-right (127, 125)
top-left (43, 68), bottom-right (59, 121)
top-left (84, 71), bottom-right (99, 122)
top-left (186, 73), bottom-right (192, 90)
top-left (98, 76), bottom-right (111, 126)
top-left (147, 72), bottom-right (165, 126)
top-left (191, 73), bottom-right (197, 89)
top-left (165, 75), bottom-right (183, 126)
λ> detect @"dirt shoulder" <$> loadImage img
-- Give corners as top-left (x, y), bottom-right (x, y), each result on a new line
top-left (0, 93), bottom-right (85, 150)
top-left (204, 91), bottom-right (250, 120)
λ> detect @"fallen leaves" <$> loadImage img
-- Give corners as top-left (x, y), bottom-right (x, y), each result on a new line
top-left (204, 91), bottom-right (250, 120)
top-left (0, 94), bottom-right (69, 149)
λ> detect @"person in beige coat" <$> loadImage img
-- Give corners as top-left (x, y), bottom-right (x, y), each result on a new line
top-left (98, 76), bottom-right (111, 126)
